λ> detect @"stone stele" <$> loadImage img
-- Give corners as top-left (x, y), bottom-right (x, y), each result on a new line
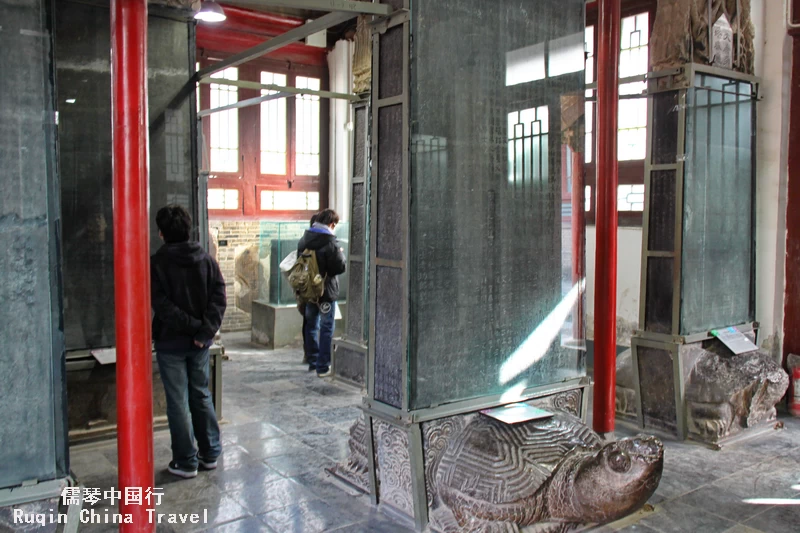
top-left (650, 0), bottom-right (755, 74)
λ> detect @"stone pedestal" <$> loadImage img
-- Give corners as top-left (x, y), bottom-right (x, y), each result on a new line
top-left (252, 299), bottom-right (347, 350)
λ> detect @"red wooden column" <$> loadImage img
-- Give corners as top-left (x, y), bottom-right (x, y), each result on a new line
top-left (111, 1), bottom-right (154, 531)
top-left (592, 0), bottom-right (621, 435)
top-left (784, 4), bottom-right (800, 366)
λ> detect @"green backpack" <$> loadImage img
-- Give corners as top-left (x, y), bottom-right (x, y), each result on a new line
top-left (288, 249), bottom-right (325, 304)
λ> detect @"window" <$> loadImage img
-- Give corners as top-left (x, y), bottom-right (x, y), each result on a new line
top-left (507, 107), bottom-right (549, 186)
top-left (260, 190), bottom-right (320, 211)
top-left (209, 68), bottom-right (239, 173)
top-left (260, 71), bottom-right (287, 175)
top-left (618, 13), bottom-right (649, 161)
top-left (618, 184), bottom-right (645, 211)
top-left (295, 76), bottom-right (321, 176)
top-left (200, 59), bottom-right (328, 217)
top-left (584, 4), bottom-right (655, 225)
top-left (208, 189), bottom-right (239, 210)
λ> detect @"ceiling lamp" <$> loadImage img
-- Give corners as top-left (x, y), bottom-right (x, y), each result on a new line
top-left (195, 1), bottom-right (226, 23)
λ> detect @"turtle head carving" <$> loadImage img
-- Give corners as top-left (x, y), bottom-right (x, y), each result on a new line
top-left (570, 434), bottom-right (664, 523)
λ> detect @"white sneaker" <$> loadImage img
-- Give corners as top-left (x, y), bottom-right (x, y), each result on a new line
top-left (317, 369), bottom-right (332, 378)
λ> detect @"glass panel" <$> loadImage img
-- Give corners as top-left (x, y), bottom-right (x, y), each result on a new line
top-left (257, 221), bottom-right (349, 306)
top-left (408, 0), bottom-right (586, 409)
top-left (295, 76), bottom-right (321, 176)
top-left (260, 71), bottom-right (287, 175)
top-left (2, 0), bottom-right (62, 489)
top-left (209, 67), bottom-right (239, 172)
top-left (681, 75), bottom-right (755, 334)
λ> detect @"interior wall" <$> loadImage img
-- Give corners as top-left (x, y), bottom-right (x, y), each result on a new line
top-left (751, 0), bottom-right (791, 359)
top-left (585, 227), bottom-right (642, 346)
top-left (328, 39), bottom-right (354, 221)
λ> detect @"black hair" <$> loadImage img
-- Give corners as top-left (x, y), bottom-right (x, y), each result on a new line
top-left (310, 213), bottom-right (318, 227)
top-left (156, 205), bottom-right (192, 243)
top-left (315, 208), bottom-right (340, 226)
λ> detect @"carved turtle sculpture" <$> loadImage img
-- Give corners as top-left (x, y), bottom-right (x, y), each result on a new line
top-left (435, 412), bottom-right (663, 533)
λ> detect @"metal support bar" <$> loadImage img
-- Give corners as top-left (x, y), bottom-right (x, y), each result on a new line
top-left (111, 1), bottom-right (154, 531)
top-left (198, 91), bottom-right (291, 117)
top-left (198, 77), bottom-right (360, 102)
top-left (229, 0), bottom-right (391, 16)
top-left (196, 11), bottom-right (354, 79)
top-left (592, 0), bottom-right (621, 435)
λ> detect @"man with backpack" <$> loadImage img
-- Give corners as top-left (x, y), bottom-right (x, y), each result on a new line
top-left (300, 213), bottom-right (318, 367)
top-left (151, 205), bottom-right (226, 479)
top-left (294, 208), bottom-right (346, 377)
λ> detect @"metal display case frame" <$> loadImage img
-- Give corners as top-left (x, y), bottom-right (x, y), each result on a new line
top-left (630, 63), bottom-right (760, 443)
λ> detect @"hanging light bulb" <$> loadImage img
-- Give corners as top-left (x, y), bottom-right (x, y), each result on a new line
top-left (195, 1), bottom-right (226, 23)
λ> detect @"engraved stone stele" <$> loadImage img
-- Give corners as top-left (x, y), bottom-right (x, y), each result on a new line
top-left (650, 0), bottom-right (754, 74)
top-left (352, 16), bottom-right (372, 96)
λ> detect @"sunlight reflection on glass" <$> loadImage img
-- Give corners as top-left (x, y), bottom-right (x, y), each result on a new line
top-left (499, 382), bottom-right (528, 404)
top-left (499, 279), bottom-right (585, 385)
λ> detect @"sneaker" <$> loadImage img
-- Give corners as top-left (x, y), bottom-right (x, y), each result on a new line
top-left (167, 462), bottom-right (198, 479)
top-left (317, 369), bottom-right (332, 378)
top-left (198, 456), bottom-right (218, 470)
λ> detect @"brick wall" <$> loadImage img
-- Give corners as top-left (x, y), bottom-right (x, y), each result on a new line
top-left (209, 219), bottom-right (308, 332)
top-left (209, 220), bottom-right (261, 332)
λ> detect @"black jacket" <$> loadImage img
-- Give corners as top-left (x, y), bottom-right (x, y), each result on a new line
top-left (297, 229), bottom-right (347, 303)
top-left (150, 241), bottom-right (226, 351)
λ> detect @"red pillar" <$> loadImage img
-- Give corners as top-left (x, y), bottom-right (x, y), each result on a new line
top-left (592, 0), bottom-right (621, 435)
top-left (784, 11), bottom-right (800, 368)
top-left (111, 1), bottom-right (154, 531)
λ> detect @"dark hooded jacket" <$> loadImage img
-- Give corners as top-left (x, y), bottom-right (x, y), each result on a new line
top-left (150, 241), bottom-right (226, 351)
top-left (297, 228), bottom-right (347, 303)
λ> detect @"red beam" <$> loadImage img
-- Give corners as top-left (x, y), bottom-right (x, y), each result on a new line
top-left (220, 4), bottom-right (304, 33)
top-left (196, 26), bottom-right (327, 66)
top-left (592, 0), bottom-right (621, 436)
top-left (111, 1), bottom-right (154, 531)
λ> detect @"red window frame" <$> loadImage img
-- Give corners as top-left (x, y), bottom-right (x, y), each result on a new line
top-left (199, 55), bottom-right (330, 220)
top-left (584, 0), bottom-right (657, 226)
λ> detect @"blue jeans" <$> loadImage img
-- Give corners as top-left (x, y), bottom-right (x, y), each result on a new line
top-left (304, 302), bottom-right (336, 373)
top-left (156, 348), bottom-right (221, 470)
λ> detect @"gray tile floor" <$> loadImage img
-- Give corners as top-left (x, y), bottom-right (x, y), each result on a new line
top-left (64, 332), bottom-right (800, 532)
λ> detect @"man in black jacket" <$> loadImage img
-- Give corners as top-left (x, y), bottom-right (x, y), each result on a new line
top-left (297, 208), bottom-right (346, 377)
top-left (151, 205), bottom-right (226, 479)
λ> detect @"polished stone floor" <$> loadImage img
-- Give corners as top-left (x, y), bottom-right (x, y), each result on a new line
top-left (61, 332), bottom-right (800, 533)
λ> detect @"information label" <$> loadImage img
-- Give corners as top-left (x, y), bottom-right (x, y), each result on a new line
top-left (480, 403), bottom-right (554, 425)
top-left (711, 326), bottom-right (758, 355)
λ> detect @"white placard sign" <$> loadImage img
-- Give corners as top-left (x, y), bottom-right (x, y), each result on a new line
top-left (711, 326), bottom-right (758, 355)
top-left (711, 14), bottom-right (734, 70)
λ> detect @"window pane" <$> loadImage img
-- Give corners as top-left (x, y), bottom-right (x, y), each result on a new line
top-left (208, 188), bottom-right (239, 210)
top-left (209, 67), bottom-right (239, 172)
top-left (585, 185), bottom-right (592, 212)
top-left (295, 76), bottom-right (321, 176)
top-left (617, 13), bottom-right (649, 161)
top-left (507, 107), bottom-right (549, 185)
top-left (260, 71), bottom-right (287, 175)
top-left (260, 190), bottom-right (319, 211)
top-left (618, 184), bottom-right (644, 211)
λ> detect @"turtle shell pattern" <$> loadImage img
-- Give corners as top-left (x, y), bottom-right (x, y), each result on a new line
top-left (436, 412), bottom-right (601, 511)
